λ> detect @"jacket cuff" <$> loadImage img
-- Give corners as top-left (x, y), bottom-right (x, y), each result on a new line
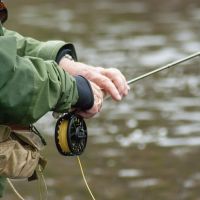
top-left (56, 43), bottom-right (77, 63)
top-left (74, 76), bottom-right (94, 110)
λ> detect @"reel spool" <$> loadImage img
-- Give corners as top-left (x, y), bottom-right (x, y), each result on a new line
top-left (55, 113), bottom-right (87, 156)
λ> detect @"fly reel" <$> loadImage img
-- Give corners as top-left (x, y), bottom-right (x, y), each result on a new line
top-left (55, 113), bottom-right (87, 156)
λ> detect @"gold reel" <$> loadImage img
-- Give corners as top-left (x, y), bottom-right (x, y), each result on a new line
top-left (55, 113), bottom-right (87, 156)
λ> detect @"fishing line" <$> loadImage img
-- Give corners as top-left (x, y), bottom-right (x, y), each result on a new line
top-left (7, 168), bottom-right (47, 200)
top-left (7, 178), bottom-right (25, 200)
top-left (37, 165), bottom-right (48, 200)
top-left (77, 156), bottom-right (96, 200)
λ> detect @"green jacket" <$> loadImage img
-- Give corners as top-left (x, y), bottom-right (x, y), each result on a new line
top-left (0, 23), bottom-right (80, 197)
top-left (0, 23), bottom-right (79, 125)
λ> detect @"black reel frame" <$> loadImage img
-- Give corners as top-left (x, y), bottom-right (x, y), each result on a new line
top-left (55, 113), bottom-right (87, 156)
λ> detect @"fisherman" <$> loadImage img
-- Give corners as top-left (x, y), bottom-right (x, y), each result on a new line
top-left (0, 1), bottom-right (129, 197)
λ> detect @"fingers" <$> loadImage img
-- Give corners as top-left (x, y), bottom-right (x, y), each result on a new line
top-left (78, 82), bottom-right (103, 118)
top-left (102, 68), bottom-right (129, 97)
top-left (94, 67), bottom-right (130, 100)
top-left (91, 73), bottom-right (122, 101)
top-left (60, 58), bottom-right (129, 101)
top-left (71, 64), bottom-right (129, 101)
top-left (76, 67), bottom-right (130, 119)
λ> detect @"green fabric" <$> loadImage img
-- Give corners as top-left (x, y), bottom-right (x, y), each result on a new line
top-left (0, 24), bottom-right (79, 125)
top-left (0, 177), bottom-right (6, 198)
top-left (0, 24), bottom-right (79, 198)
top-left (3, 28), bottom-right (66, 61)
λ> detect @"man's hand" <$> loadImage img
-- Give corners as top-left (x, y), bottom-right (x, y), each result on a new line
top-left (59, 57), bottom-right (130, 101)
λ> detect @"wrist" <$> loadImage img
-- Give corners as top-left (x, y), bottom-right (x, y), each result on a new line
top-left (59, 55), bottom-right (74, 64)
top-left (59, 56), bottom-right (75, 72)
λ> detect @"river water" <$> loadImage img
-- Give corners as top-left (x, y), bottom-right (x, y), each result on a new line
top-left (3, 0), bottom-right (200, 199)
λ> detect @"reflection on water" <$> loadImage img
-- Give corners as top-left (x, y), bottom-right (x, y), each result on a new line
top-left (129, 178), bottom-right (160, 188)
top-left (118, 169), bottom-right (142, 178)
top-left (4, 0), bottom-right (200, 199)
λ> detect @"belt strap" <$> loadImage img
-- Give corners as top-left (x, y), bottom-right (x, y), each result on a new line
top-left (6, 124), bottom-right (30, 131)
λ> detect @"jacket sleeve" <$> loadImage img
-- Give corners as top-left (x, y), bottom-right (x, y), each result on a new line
top-left (3, 27), bottom-right (75, 61)
top-left (0, 35), bottom-right (79, 125)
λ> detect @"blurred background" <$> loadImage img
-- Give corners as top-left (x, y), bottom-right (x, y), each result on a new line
top-left (3, 0), bottom-right (200, 199)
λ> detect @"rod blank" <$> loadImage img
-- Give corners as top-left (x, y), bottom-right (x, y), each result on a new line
top-left (127, 51), bottom-right (200, 85)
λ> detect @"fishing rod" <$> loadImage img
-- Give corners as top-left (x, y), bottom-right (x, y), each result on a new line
top-left (127, 51), bottom-right (200, 85)
top-left (54, 51), bottom-right (200, 156)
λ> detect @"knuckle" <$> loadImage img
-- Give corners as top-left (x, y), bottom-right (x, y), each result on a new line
top-left (109, 68), bottom-right (120, 74)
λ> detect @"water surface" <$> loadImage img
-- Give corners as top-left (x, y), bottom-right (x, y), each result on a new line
top-left (3, 0), bottom-right (200, 199)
